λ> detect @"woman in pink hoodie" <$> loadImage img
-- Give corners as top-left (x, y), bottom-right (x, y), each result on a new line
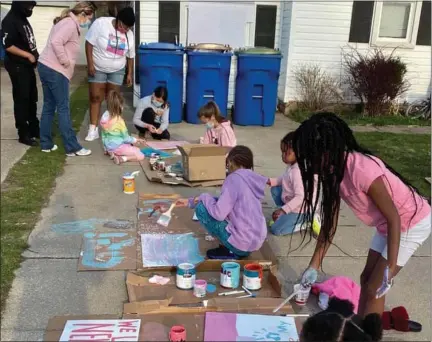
top-left (198, 101), bottom-right (237, 148)
top-left (38, 2), bottom-right (95, 156)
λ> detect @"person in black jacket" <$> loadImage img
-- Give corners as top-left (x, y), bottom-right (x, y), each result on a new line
top-left (1, 1), bottom-right (39, 146)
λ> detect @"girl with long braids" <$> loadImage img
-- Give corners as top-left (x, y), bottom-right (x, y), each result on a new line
top-left (176, 146), bottom-right (268, 259)
top-left (294, 112), bottom-right (430, 318)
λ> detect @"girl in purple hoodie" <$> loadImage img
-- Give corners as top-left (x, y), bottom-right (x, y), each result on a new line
top-left (180, 146), bottom-right (268, 259)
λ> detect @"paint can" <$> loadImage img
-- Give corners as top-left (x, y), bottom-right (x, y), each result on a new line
top-left (220, 262), bottom-right (240, 289)
top-left (293, 283), bottom-right (311, 306)
top-left (193, 279), bottom-right (207, 298)
top-left (122, 171), bottom-right (139, 195)
top-left (149, 153), bottom-right (160, 166)
top-left (169, 326), bottom-right (186, 342)
top-left (176, 263), bottom-right (196, 290)
top-left (243, 263), bottom-right (263, 291)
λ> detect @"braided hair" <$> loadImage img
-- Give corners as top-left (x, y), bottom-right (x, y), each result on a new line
top-left (113, 7), bottom-right (134, 58)
top-left (226, 145), bottom-right (254, 170)
top-left (293, 112), bottom-right (427, 253)
top-left (301, 298), bottom-right (383, 342)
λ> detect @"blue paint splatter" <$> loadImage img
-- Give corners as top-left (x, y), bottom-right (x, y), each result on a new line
top-left (51, 219), bottom-right (106, 234)
top-left (206, 284), bottom-right (217, 293)
top-left (81, 232), bottom-right (135, 269)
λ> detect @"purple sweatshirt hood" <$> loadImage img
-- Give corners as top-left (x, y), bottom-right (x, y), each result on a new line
top-left (229, 168), bottom-right (266, 200)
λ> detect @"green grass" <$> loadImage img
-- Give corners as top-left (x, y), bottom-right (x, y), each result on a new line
top-left (355, 132), bottom-right (431, 196)
top-left (0, 84), bottom-right (88, 313)
top-left (290, 109), bottom-right (431, 127)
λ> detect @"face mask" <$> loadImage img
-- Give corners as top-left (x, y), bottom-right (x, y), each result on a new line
top-left (152, 100), bottom-right (163, 108)
top-left (80, 21), bottom-right (90, 28)
top-left (23, 8), bottom-right (33, 17)
top-left (206, 122), bottom-right (214, 129)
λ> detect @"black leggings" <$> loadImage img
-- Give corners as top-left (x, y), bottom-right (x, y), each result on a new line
top-left (135, 107), bottom-right (170, 140)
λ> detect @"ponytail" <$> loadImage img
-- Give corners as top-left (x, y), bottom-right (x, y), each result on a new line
top-left (53, 2), bottom-right (95, 25)
top-left (53, 8), bottom-right (72, 25)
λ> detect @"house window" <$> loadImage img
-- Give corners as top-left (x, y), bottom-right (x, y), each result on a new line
top-left (254, 5), bottom-right (277, 48)
top-left (158, 1), bottom-right (180, 44)
top-left (371, 1), bottom-right (423, 48)
top-left (349, 1), bottom-right (430, 48)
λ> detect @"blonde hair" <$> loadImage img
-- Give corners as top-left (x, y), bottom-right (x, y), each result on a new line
top-left (53, 2), bottom-right (95, 25)
top-left (107, 90), bottom-right (124, 118)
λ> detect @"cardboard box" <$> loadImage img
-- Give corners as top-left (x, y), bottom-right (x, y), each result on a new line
top-left (126, 265), bottom-right (282, 305)
top-left (178, 144), bottom-right (227, 182)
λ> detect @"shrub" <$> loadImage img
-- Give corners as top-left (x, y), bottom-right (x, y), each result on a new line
top-left (343, 47), bottom-right (410, 116)
top-left (293, 64), bottom-right (343, 111)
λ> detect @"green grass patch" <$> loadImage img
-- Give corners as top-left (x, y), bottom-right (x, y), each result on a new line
top-left (289, 109), bottom-right (431, 127)
top-left (355, 132), bottom-right (431, 196)
top-left (0, 83), bottom-right (88, 313)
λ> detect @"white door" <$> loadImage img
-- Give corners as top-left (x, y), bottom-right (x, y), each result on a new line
top-left (187, 1), bottom-right (255, 49)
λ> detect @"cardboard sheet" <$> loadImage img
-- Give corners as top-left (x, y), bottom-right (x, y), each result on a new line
top-left (140, 159), bottom-right (223, 187)
top-left (146, 140), bottom-right (189, 150)
top-left (126, 265), bottom-right (282, 305)
top-left (78, 231), bottom-right (137, 271)
top-left (136, 193), bottom-right (277, 271)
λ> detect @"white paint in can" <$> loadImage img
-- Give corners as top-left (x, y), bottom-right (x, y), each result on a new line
top-left (243, 274), bottom-right (262, 290)
top-left (176, 263), bottom-right (196, 290)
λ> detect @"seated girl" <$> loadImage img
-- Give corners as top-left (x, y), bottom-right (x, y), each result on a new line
top-left (100, 90), bottom-right (145, 165)
top-left (268, 132), bottom-right (320, 236)
top-left (178, 145), bottom-right (267, 259)
top-left (198, 101), bottom-right (237, 148)
top-left (133, 86), bottom-right (170, 140)
top-left (301, 297), bottom-right (382, 342)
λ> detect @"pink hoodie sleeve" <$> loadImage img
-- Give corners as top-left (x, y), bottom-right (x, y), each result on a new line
top-left (219, 123), bottom-right (237, 147)
top-left (50, 19), bottom-right (75, 66)
top-left (269, 176), bottom-right (283, 187)
top-left (202, 129), bottom-right (212, 144)
top-left (282, 165), bottom-right (305, 213)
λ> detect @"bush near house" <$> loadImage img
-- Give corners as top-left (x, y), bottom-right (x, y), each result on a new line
top-left (343, 47), bottom-right (410, 117)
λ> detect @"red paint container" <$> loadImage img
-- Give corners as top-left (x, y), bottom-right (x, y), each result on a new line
top-left (169, 325), bottom-right (186, 342)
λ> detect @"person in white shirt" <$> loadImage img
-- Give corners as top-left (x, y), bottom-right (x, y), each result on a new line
top-left (84, 6), bottom-right (135, 142)
top-left (133, 86), bottom-right (170, 140)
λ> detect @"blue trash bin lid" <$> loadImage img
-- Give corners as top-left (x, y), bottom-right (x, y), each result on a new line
top-left (139, 42), bottom-right (184, 51)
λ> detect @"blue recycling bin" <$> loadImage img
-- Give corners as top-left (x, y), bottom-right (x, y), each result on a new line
top-left (233, 48), bottom-right (282, 126)
top-left (138, 42), bottom-right (185, 123)
top-left (185, 50), bottom-right (232, 124)
top-left (0, 30), bottom-right (5, 61)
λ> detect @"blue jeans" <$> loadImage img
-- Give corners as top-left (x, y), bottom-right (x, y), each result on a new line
top-left (195, 202), bottom-right (250, 257)
top-left (38, 63), bottom-right (82, 153)
top-left (270, 186), bottom-right (306, 236)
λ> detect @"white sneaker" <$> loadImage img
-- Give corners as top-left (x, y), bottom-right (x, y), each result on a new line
top-left (41, 144), bottom-right (58, 153)
top-left (66, 148), bottom-right (92, 157)
top-left (85, 126), bottom-right (99, 141)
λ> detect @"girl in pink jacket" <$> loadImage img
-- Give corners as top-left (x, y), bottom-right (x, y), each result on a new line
top-left (198, 101), bottom-right (237, 148)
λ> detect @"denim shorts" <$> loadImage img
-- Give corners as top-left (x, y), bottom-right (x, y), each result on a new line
top-left (88, 68), bottom-right (125, 86)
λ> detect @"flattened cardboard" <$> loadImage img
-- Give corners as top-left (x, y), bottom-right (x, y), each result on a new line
top-left (177, 144), bottom-right (227, 182)
top-left (123, 297), bottom-right (296, 316)
top-left (78, 231), bottom-right (137, 271)
top-left (123, 312), bottom-right (304, 342)
top-left (136, 193), bottom-right (277, 271)
top-left (126, 265), bottom-right (282, 305)
top-left (44, 315), bottom-right (120, 341)
top-left (140, 159), bottom-right (223, 187)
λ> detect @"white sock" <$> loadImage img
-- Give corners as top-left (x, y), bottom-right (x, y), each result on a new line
top-left (122, 156), bottom-right (128, 162)
top-left (89, 124), bottom-right (96, 130)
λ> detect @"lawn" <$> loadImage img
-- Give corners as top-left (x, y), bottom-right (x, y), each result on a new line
top-left (290, 109), bottom-right (431, 127)
top-left (355, 132), bottom-right (431, 196)
top-left (0, 84), bottom-right (88, 313)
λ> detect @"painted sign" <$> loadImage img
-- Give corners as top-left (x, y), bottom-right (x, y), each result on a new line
top-left (59, 319), bottom-right (141, 341)
top-left (78, 232), bottom-right (137, 271)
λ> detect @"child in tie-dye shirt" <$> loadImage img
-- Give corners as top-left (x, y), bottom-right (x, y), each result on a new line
top-left (100, 90), bottom-right (146, 165)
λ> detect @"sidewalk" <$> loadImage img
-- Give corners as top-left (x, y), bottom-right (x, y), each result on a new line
top-left (0, 66), bottom-right (88, 183)
top-left (1, 96), bottom-right (430, 341)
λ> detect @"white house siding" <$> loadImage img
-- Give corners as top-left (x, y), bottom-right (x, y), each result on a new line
top-left (134, 1), bottom-right (282, 110)
top-left (282, 1), bottom-right (431, 103)
top-left (277, 1), bottom-right (293, 101)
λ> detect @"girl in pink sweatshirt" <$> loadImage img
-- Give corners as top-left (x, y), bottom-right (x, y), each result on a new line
top-left (268, 132), bottom-right (320, 236)
top-left (198, 101), bottom-right (237, 148)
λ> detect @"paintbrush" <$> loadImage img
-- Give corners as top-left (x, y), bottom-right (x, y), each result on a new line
top-left (157, 202), bottom-right (176, 227)
top-left (273, 289), bottom-right (300, 313)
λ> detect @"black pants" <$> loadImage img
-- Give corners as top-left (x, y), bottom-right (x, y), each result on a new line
top-left (135, 107), bottom-right (170, 140)
top-left (4, 60), bottom-right (40, 139)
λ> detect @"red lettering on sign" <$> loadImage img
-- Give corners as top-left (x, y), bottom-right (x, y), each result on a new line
top-left (69, 333), bottom-right (112, 340)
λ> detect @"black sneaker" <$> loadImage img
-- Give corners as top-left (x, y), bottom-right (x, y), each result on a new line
top-left (19, 137), bottom-right (38, 147)
top-left (206, 246), bottom-right (243, 260)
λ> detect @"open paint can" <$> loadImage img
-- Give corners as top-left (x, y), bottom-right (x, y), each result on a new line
top-left (193, 279), bottom-right (207, 298)
top-left (293, 283), bottom-right (311, 306)
top-left (122, 171), bottom-right (139, 194)
top-left (176, 263), bottom-right (196, 290)
top-left (243, 263), bottom-right (263, 290)
top-left (169, 325), bottom-right (186, 342)
top-left (220, 262), bottom-right (240, 289)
